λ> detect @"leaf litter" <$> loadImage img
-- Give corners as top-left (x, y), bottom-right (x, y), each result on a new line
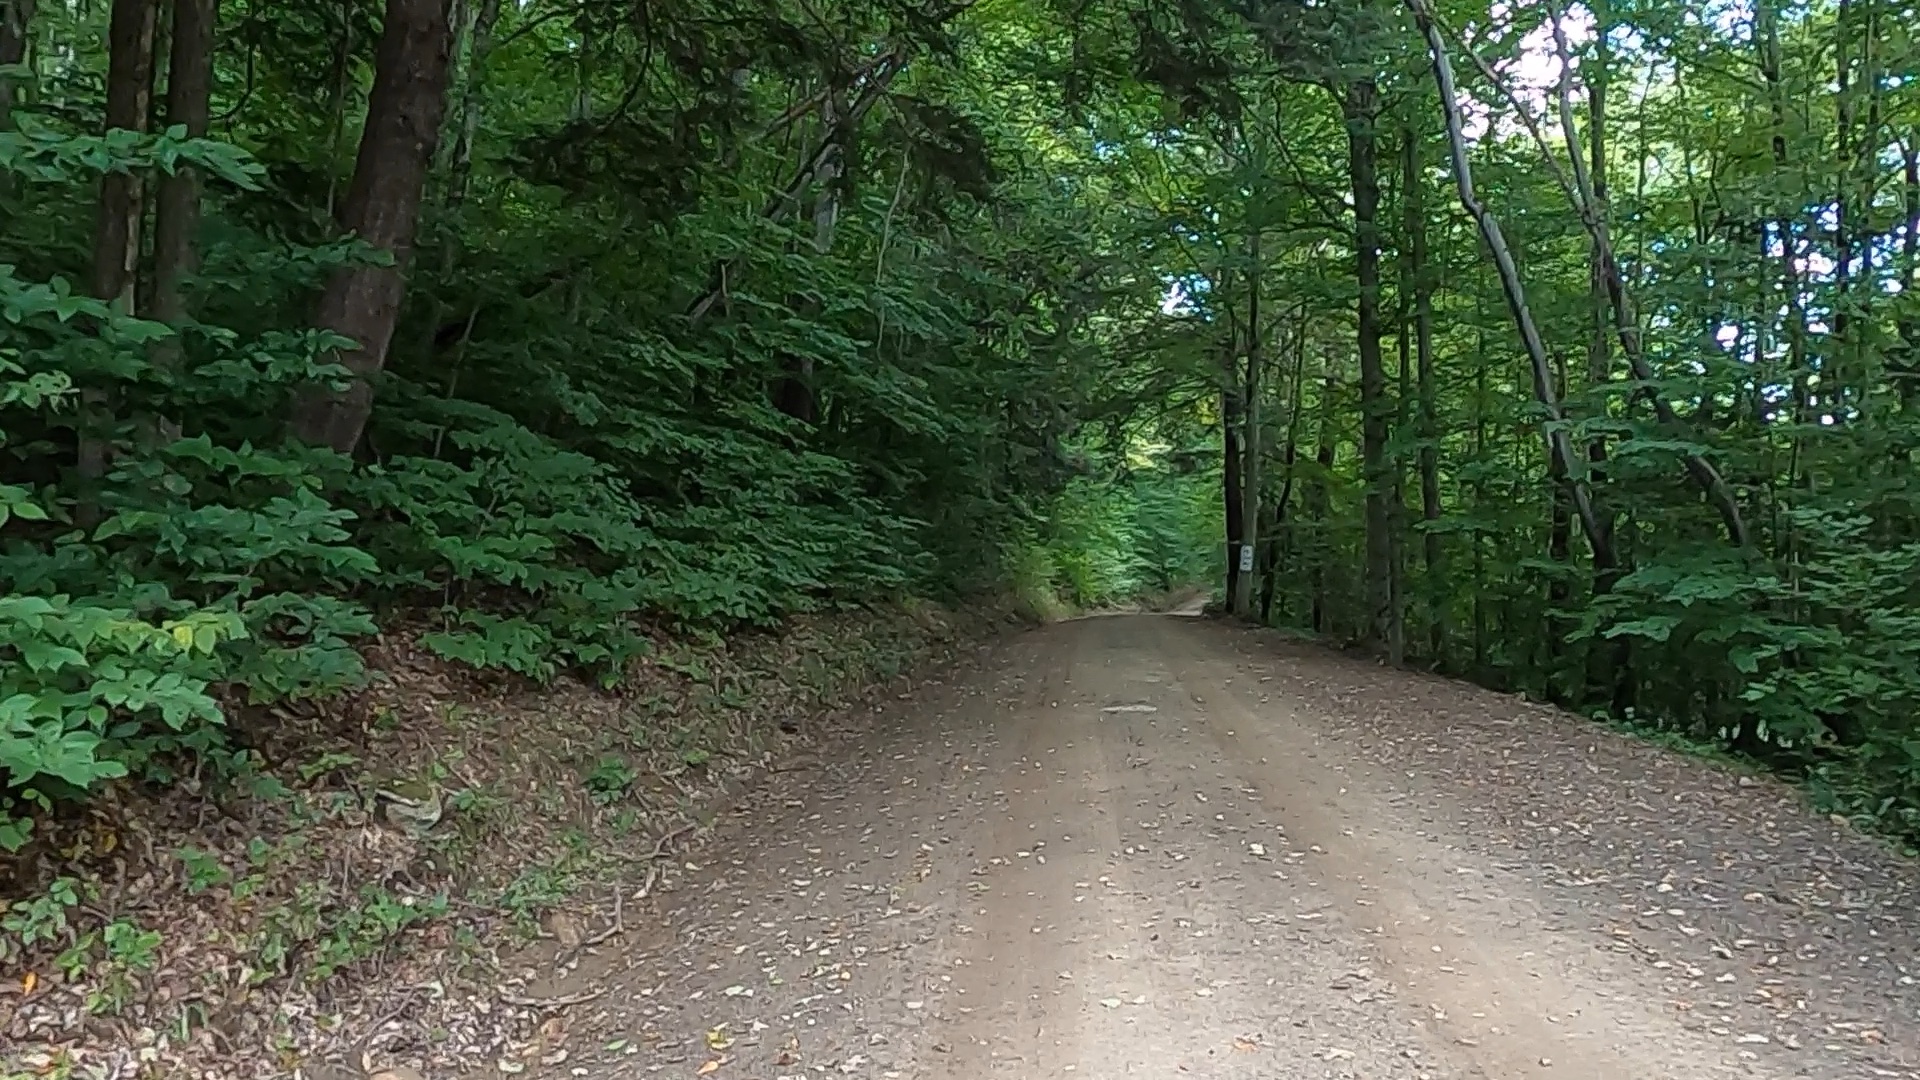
top-left (0, 602), bottom-right (1017, 1080)
top-left (1218, 622), bottom-right (1920, 1077)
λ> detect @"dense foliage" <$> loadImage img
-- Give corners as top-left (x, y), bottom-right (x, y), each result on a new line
top-left (1093, 0), bottom-right (1920, 833)
top-left (0, 0), bottom-right (1220, 849)
top-left (4, 0), bottom-right (1919, 849)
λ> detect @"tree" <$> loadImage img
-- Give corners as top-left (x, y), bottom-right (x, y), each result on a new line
top-left (0, 0), bottom-right (32, 129)
top-left (150, 0), bottom-right (219, 338)
top-left (289, 0), bottom-right (456, 453)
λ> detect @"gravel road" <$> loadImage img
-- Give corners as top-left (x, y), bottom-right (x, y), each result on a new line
top-left (482, 614), bottom-right (1920, 1080)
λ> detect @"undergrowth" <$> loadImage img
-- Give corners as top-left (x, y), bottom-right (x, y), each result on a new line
top-left (1, 599), bottom-right (1007, 1076)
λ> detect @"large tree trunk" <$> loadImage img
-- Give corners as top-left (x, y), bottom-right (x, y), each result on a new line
top-left (0, 0), bottom-right (34, 129)
top-left (1344, 79), bottom-right (1395, 654)
top-left (290, 0), bottom-right (456, 454)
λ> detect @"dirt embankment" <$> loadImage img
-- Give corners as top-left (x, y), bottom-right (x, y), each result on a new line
top-left (2, 599), bottom-right (1024, 1080)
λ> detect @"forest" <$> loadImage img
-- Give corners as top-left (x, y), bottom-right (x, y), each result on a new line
top-left (3, 0), bottom-right (1920, 891)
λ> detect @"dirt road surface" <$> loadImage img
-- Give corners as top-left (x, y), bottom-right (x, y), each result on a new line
top-left (486, 615), bottom-right (1920, 1080)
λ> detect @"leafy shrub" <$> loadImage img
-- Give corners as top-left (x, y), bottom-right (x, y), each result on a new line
top-left (0, 128), bottom-right (380, 843)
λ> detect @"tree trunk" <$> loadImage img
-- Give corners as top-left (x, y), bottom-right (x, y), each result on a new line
top-left (150, 0), bottom-right (217, 331)
top-left (1410, 0), bottom-right (1618, 572)
top-left (443, 0), bottom-right (501, 219)
top-left (1406, 128), bottom-right (1445, 668)
top-left (1546, 351), bottom-right (1574, 701)
top-left (1540, 10), bottom-right (1748, 548)
top-left (1232, 233), bottom-right (1263, 619)
top-left (1344, 78), bottom-right (1395, 653)
top-left (1260, 450), bottom-right (1293, 623)
top-left (1309, 350), bottom-right (1336, 634)
top-left (1393, 226), bottom-right (1411, 663)
top-left (145, 0), bottom-right (218, 441)
top-left (1759, 0), bottom-right (1815, 565)
top-left (1580, 1), bottom-right (1627, 702)
top-left (323, 0), bottom-right (356, 218)
top-left (1899, 137), bottom-right (1920, 414)
top-left (78, 0), bottom-right (159, 509)
top-left (91, 0), bottom-right (158, 310)
top-left (289, 0), bottom-right (456, 454)
top-left (1261, 312), bottom-right (1307, 624)
top-left (1829, 0), bottom-right (1856, 404)
top-left (1471, 328), bottom-right (1488, 672)
top-left (0, 0), bottom-right (34, 129)
top-left (1222, 336), bottom-right (1246, 606)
